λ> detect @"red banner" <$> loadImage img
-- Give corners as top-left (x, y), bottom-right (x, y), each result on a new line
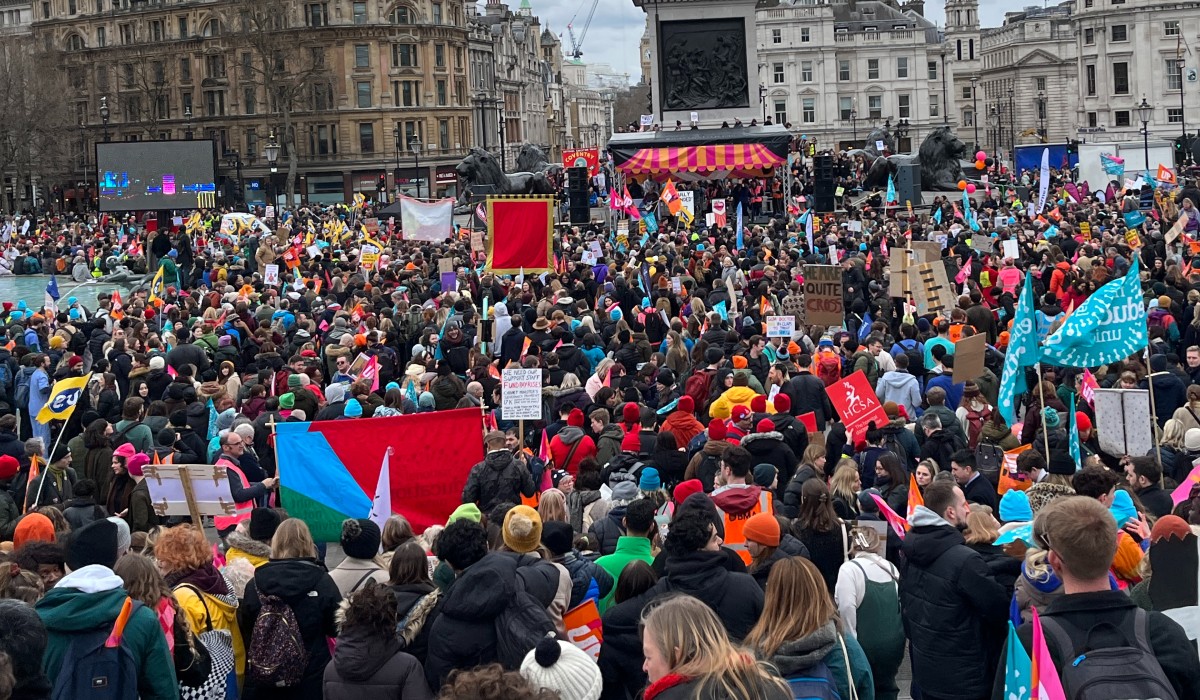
top-left (563, 148), bottom-right (600, 178)
top-left (486, 197), bottom-right (554, 274)
top-left (827, 370), bottom-right (888, 444)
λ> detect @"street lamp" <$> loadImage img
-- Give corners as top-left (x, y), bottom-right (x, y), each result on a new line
top-left (99, 96), bottom-right (110, 142)
top-left (895, 118), bottom-right (910, 151)
top-left (970, 76), bottom-right (980, 153)
top-left (392, 124), bottom-right (402, 198)
top-left (850, 108), bottom-right (858, 144)
top-left (263, 130), bottom-right (280, 209)
top-left (1138, 97), bottom-right (1153, 178)
top-left (78, 118), bottom-right (87, 214)
top-left (988, 105), bottom-right (1000, 154)
top-left (409, 136), bottom-right (423, 200)
top-left (1007, 87), bottom-right (1015, 163)
top-left (590, 122), bottom-right (600, 147)
top-left (1037, 92), bottom-right (1047, 142)
top-left (184, 106), bottom-right (193, 140)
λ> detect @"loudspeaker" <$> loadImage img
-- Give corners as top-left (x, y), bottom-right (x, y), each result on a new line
top-left (813, 154), bottom-right (836, 213)
top-left (567, 166), bottom-right (590, 224)
top-left (894, 163), bottom-right (921, 208)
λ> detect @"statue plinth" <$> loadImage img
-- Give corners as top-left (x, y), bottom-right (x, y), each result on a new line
top-left (634, 0), bottom-right (758, 128)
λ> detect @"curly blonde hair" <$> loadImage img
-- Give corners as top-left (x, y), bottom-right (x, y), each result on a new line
top-left (153, 525), bottom-right (212, 575)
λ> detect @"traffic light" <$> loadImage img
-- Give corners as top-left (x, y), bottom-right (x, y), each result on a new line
top-left (1176, 136), bottom-right (1187, 168)
top-left (1066, 139), bottom-right (1079, 156)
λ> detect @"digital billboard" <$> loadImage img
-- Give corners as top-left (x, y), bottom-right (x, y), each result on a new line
top-left (96, 140), bottom-right (217, 212)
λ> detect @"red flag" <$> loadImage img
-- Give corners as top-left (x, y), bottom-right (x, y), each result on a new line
top-left (487, 198), bottom-right (554, 273)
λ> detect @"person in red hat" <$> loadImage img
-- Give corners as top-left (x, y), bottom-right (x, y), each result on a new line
top-left (548, 408), bottom-right (596, 477)
top-left (741, 418), bottom-right (798, 496)
top-left (683, 419), bottom-right (731, 492)
top-left (659, 395), bottom-right (704, 447)
top-left (725, 404), bottom-right (753, 443)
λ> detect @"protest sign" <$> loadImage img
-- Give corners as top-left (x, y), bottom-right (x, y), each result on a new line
top-left (470, 230), bottom-right (484, 253)
top-left (563, 600), bottom-right (603, 660)
top-left (889, 248), bottom-right (913, 296)
top-left (263, 263), bottom-right (280, 287)
top-left (502, 368), bottom-right (543, 420)
top-left (1094, 389), bottom-right (1153, 459)
top-left (803, 265), bottom-right (843, 327)
top-left (952, 333), bottom-right (987, 383)
top-left (143, 464), bottom-right (236, 525)
top-left (827, 371), bottom-right (888, 444)
top-left (1002, 239), bottom-right (1019, 260)
top-left (909, 241), bottom-right (942, 263)
top-left (909, 261), bottom-right (956, 317)
top-left (766, 315), bottom-right (795, 338)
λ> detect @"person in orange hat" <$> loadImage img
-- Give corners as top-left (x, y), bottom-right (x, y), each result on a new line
top-left (743, 510), bottom-right (809, 589)
top-left (13, 512), bottom-right (55, 549)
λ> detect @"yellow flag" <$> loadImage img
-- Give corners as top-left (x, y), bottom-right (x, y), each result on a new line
top-left (148, 265), bottom-right (164, 303)
top-left (36, 373), bottom-right (92, 424)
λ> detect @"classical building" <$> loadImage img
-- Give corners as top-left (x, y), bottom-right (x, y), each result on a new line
top-left (562, 60), bottom-right (608, 149)
top-left (944, 0), bottom-right (981, 152)
top-left (33, 0), bottom-right (477, 207)
top-left (756, 0), bottom-right (952, 152)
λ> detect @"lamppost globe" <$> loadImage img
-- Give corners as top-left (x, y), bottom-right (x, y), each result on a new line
top-left (1137, 98), bottom-right (1153, 126)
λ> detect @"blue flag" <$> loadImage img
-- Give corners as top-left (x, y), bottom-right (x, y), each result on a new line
top-left (644, 210), bottom-right (659, 234)
top-left (735, 202), bottom-right (744, 251)
top-left (933, 207), bottom-right (943, 225)
top-left (1123, 210), bottom-right (1147, 228)
top-left (1041, 257), bottom-right (1146, 368)
top-left (886, 175), bottom-right (897, 204)
top-left (714, 300), bottom-right (728, 320)
top-left (962, 190), bottom-right (981, 232)
top-left (207, 398), bottom-right (219, 440)
top-left (998, 273), bottom-right (1041, 426)
top-left (45, 274), bottom-right (59, 302)
top-left (1003, 621), bottom-right (1033, 700)
top-left (1101, 153), bottom-right (1125, 178)
top-left (1068, 393), bottom-right (1081, 471)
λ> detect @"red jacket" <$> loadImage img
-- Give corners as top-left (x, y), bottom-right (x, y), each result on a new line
top-left (548, 429), bottom-right (596, 476)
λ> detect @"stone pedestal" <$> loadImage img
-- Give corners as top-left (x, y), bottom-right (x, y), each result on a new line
top-left (633, 0), bottom-right (758, 128)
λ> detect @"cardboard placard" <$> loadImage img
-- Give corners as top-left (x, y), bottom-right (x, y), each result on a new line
top-left (766, 315), bottom-right (795, 338)
top-left (364, 218), bottom-right (380, 234)
top-left (970, 234), bottom-right (994, 255)
top-left (501, 368), bottom-right (543, 420)
top-left (909, 241), bottom-right (942, 263)
top-left (952, 333), bottom-right (987, 383)
top-left (142, 464), bottom-right (236, 522)
top-left (1093, 388), bottom-right (1153, 459)
top-left (889, 247), bottom-right (913, 297)
top-left (470, 229), bottom-right (484, 253)
top-left (438, 257), bottom-right (454, 274)
top-left (909, 261), bottom-right (956, 317)
top-left (803, 265), bottom-right (843, 327)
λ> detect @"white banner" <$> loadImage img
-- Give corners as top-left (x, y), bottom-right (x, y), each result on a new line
top-left (399, 195), bottom-right (454, 242)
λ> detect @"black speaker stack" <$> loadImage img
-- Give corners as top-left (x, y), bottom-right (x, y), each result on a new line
top-left (813, 154), bottom-right (836, 213)
top-left (567, 166), bottom-right (590, 224)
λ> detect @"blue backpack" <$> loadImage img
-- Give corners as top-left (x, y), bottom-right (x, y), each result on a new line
top-left (786, 660), bottom-right (842, 700)
top-left (51, 598), bottom-right (142, 700)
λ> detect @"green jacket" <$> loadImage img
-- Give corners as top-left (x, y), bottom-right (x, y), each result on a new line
top-left (594, 536), bottom-right (655, 612)
top-left (36, 567), bottom-right (179, 700)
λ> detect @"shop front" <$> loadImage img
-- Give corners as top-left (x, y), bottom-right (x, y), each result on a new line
top-left (306, 173), bottom-right (346, 205)
top-left (393, 166), bottom-right (428, 199)
top-left (352, 170), bottom-right (387, 201)
top-left (434, 166), bottom-right (459, 200)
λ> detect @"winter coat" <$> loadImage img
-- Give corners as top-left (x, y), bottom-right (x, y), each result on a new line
top-left (566, 488), bottom-right (608, 533)
top-left (900, 507), bottom-right (1009, 700)
top-left (739, 431), bottom-right (798, 490)
top-left (650, 550), bottom-right (764, 641)
top-left (588, 505), bottom-right (628, 556)
top-left (461, 449), bottom-right (536, 512)
top-left (558, 551), bottom-right (615, 609)
top-left (920, 429), bottom-right (966, 473)
top-left (239, 558), bottom-right (343, 700)
top-left (390, 582), bottom-right (441, 665)
top-left (548, 426), bottom-right (597, 476)
top-left (323, 626), bottom-right (434, 700)
top-left (761, 620), bottom-right (876, 700)
top-left (126, 478), bottom-right (160, 533)
top-left (683, 439), bottom-right (729, 492)
top-left (660, 410), bottom-right (705, 448)
top-left (174, 571), bottom-right (245, 683)
top-left (594, 424), bottom-right (625, 469)
top-left (594, 536), bottom-right (655, 613)
top-left (880, 419), bottom-right (921, 472)
top-left (329, 557), bottom-right (390, 598)
top-left (784, 371), bottom-right (831, 430)
top-left (876, 370), bottom-right (922, 419)
top-left (61, 496), bottom-right (106, 531)
top-left (780, 464), bottom-right (820, 519)
top-left (749, 533), bottom-right (811, 589)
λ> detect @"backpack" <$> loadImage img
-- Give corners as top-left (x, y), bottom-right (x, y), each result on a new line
top-left (697, 453), bottom-right (721, 492)
top-left (898, 339), bottom-right (927, 381)
top-left (880, 431), bottom-right (910, 469)
top-left (683, 369), bottom-right (716, 413)
top-left (247, 594), bottom-right (309, 687)
top-left (964, 405), bottom-right (993, 449)
top-left (975, 443), bottom-right (1004, 486)
top-left (786, 661), bottom-right (842, 700)
top-left (14, 366), bottom-right (33, 408)
top-left (109, 422), bottom-right (139, 451)
top-left (51, 598), bottom-right (142, 700)
top-left (1039, 609), bottom-right (1179, 700)
top-left (817, 352), bottom-right (842, 387)
top-left (493, 569), bottom-right (556, 669)
top-left (0, 361), bottom-right (11, 395)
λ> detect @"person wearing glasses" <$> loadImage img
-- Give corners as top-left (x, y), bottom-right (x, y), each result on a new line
top-left (214, 432), bottom-right (277, 537)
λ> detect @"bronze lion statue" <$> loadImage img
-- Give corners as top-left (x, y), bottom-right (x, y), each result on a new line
top-left (454, 147), bottom-right (558, 205)
top-left (919, 126), bottom-right (968, 191)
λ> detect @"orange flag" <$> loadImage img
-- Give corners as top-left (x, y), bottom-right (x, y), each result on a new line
top-left (907, 473), bottom-right (923, 524)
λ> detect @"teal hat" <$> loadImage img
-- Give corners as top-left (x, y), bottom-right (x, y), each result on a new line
top-left (999, 489), bottom-right (1033, 524)
top-left (344, 399), bottom-right (363, 418)
top-left (1109, 489), bottom-right (1137, 527)
top-left (385, 381), bottom-right (400, 392)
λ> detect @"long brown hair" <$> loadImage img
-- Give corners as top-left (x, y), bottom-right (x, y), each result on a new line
top-left (796, 478), bottom-right (839, 534)
top-left (744, 557), bottom-right (837, 658)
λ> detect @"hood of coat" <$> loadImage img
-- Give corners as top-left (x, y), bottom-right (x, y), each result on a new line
top-left (711, 484), bottom-right (764, 514)
top-left (660, 550), bottom-right (733, 603)
top-left (766, 620), bottom-right (837, 678)
top-left (484, 449), bottom-right (517, 472)
top-left (440, 553), bottom-right (518, 620)
top-left (253, 558), bottom-right (331, 598)
top-left (740, 431), bottom-right (783, 449)
top-left (902, 506), bottom-right (966, 567)
top-left (35, 566), bottom-right (127, 632)
top-left (332, 621), bottom-right (402, 681)
top-left (227, 529), bottom-right (272, 560)
top-left (878, 370), bottom-right (917, 390)
top-left (556, 426), bottom-right (585, 445)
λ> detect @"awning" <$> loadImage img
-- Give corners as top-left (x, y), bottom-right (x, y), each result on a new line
top-left (607, 125), bottom-right (792, 182)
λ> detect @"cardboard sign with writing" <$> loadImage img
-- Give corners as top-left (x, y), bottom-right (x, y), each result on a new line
top-left (827, 370), bottom-right (888, 444)
top-left (766, 315), bottom-right (795, 338)
top-left (952, 333), bottom-right (987, 383)
top-left (470, 229), bottom-right (485, 253)
top-left (970, 234), bottom-right (994, 255)
top-left (438, 257), bottom-right (454, 274)
top-left (1079, 220), bottom-right (1092, 238)
top-left (909, 261), bottom-right (956, 317)
top-left (909, 241), bottom-right (942, 263)
top-left (1166, 214), bottom-right (1188, 245)
top-left (501, 368), bottom-right (543, 420)
top-left (802, 265), bottom-right (843, 327)
top-left (364, 218), bottom-right (380, 234)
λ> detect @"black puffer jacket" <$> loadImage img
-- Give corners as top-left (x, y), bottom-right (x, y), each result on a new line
top-left (423, 552), bottom-right (557, 690)
top-left (558, 551), bottom-right (615, 608)
top-left (739, 431), bottom-right (798, 490)
top-left (322, 625), bottom-right (433, 700)
top-left (389, 582), bottom-right (441, 666)
top-left (460, 450), bottom-right (536, 512)
top-left (651, 550), bottom-right (763, 641)
top-left (598, 594), bottom-right (649, 700)
top-left (899, 509), bottom-right (1009, 700)
top-left (588, 505), bottom-right (627, 556)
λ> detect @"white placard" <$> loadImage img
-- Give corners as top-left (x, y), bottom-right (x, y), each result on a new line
top-left (1094, 388), bottom-right (1153, 459)
top-left (306, 245), bottom-right (321, 259)
top-left (639, 114), bottom-right (654, 127)
top-left (265, 206), bottom-right (275, 220)
top-left (263, 263), bottom-right (280, 286)
top-left (766, 315), bottom-right (796, 338)
top-left (994, 216), bottom-right (1007, 229)
top-left (581, 251), bottom-right (597, 265)
top-left (172, 216), bottom-right (183, 226)
top-left (848, 221), bottom-right (863, 233)
top-left (689, 111), bottom-right (699, 123)
top-left (679, 190), bottom-right (695, 220)
top-left (705, 213), bottom-right (716, 227)
top-left (501, 368), bottom-right (543, 421)
top-left (1002, 239), bottom-right (1019, 260)
top-left (875, 140), bottom-right (886, 151)
top-left (588, 240), bottom-right (603, 259)
top-left (671, 276), bottom-right (682, 294)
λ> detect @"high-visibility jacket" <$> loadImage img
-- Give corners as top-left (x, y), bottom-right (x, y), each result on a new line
top-left (214, 459), bottom-right (254, 531)
top-left (714, 488), bottom-right (774, 565)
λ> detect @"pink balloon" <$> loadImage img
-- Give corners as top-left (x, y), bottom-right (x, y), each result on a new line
top-left (966, 184), bottom-right (977, 194)
top-left (975, 151), bottom-right (987, 161)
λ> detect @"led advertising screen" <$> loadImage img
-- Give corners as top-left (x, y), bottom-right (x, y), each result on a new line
top-left (96, 140), bottom-right (217, 211)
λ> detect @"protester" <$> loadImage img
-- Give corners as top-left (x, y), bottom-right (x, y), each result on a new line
top-left (324, 583), bottom-right (435, 700)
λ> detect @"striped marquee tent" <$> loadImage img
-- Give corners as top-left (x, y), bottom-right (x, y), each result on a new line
top-left (607, 125), bottom-right (792, 182)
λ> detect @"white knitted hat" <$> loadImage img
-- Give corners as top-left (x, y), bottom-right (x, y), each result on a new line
top-left (520, 637), bottom-right (602, 700)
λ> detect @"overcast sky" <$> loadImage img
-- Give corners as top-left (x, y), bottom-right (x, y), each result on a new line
top-left (519, 0), bottom-right (1018, 83)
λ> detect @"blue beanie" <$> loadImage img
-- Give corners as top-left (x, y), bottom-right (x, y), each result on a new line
top-left (638, 467), bottom-right (661, 491)
top-left (999, 489), bottom-right (1032, 524)
top-left (344, 399), bottom-right (363, 418)
top-left (385, 381), bottom-right (400, 392)
top-left (1109, 489), bottom-right (1137, 527)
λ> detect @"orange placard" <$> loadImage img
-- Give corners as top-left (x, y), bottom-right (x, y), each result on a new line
top-left (563, 600), bottom-right (603, 659)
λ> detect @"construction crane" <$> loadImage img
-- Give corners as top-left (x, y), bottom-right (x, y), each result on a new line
top-left (565, 0), bottom-right (599, 59)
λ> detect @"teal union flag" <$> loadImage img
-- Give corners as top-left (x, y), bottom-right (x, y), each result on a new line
top-left (1040, 257), bottom-right (1147, 368)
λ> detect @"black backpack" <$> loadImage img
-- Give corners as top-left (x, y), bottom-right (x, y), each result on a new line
top-left (880, 431), bottom-right (910, 469)
top-left (109, 422), bottom-right (139, 451)
top-left (975, 443), bottom-right (1004, 486)
top-left (898, 339), bottom-right (926, 380)
top-left (1039, 609), bottom-right (1179, 700)
top-left (697, 453), bottom-right (721, 493)
top-left (51, 599), bottom-right (142, 700)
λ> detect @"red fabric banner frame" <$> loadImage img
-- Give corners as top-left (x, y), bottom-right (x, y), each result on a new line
top-left (486, 196), bottom-right (554, 274)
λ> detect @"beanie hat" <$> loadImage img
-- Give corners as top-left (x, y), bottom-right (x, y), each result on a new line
top-left (447, 503), bottom-right (482, 524)
top-left (1074, 412), bottom-right (1092, 432)
top-left (621, 431), bottom-right (641, 453)
top-left (732, 355), bottom-right (748, 369)
top-left (68, 356), bottom-right (84, 369)
top-left (340, 518), bottom-right (382, 559)
top-left (753, 464), bottom-right (777, 488)
top-left (610, 481), bottom-right (639, 506)
top-left (621, 403), bottom-right (641, 424)
top-left (674, 479), bottom-right (704, 505)
top-left (149, 356), bottom-right (165, 371)
top-left (772, 393), bottom-right (791, 413)
top-left (883, 401), bottom-right (900, 419)
top-left (503, 505), bottom-right (543, 553)
top-left (108, 516), bottom-right (131, 558)
top-left (1109, 489), bottom-right (1137, 528)
top-left (540, 521), bottom-right (575, 556)
top-left (279, 392), bottom-right (296, 409)
top-left (520, 637), bottom-right (603, 700)
top-left (287, 373), bottom-right (304, 389)
top-left (731, 405), bottom-right (751, 422)
top-left (750, 395), bottom-right (767, 413)
top-left (743, 512), bottom-right (781, 547)
top-left (638, 467), bottom-right (661, 491)
top-left (113, 442), bottom-right (137, 460)
top-left (125, 453), bottom-right (150, 478)
top-left (249, 507), bottom-right (283, 542)
top-left (0, 455), bottom-right (17, 481)
top-left (1187, 428), bottom-right (1200, 452)
top-left (787, 341), bottom-right (802, 355)
top-left (756, 418), bottom-right (774, 434)
top-left (13, 514), bottom-right (55, 550)
top-left (678, 395), bottom-right (695, 414)
top-left (567, 408), bottom-right (585, 428)
top-left (66, 519), bottom-right (118, 571)
top-left (344, 399), bottom-right (363, 418)
top-left (1151, 514), bottom-right (1192, 543)
top-left (998, 490), bottom-right (1033, 523)
top-left (1042, 407), bottom-right (1061, 429)
top-left (704, 347), bottom-right (724, 365)
top-left (708, 418), bottom-right (727, 441)
top-left (1159, 295), bottom-right (1173, 309)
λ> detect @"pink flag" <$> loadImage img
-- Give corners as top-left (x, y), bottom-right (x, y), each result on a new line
top-left (955, 258), bottom-right (973, 285)
top-left (869, 493), bottom-right (908, 539)
top-left (1031, 608), bottom-right (1068, 700)
top-left (166, 364), bottom-right (177, 379)
top-left (609, 189), bottom-right (621, 211)
top-left (1080, 369), bottom-right (1099, 407)
top-left (361, 355), bottom-right (380, 392)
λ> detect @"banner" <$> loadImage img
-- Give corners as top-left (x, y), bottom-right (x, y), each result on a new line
top-left (1041, 257), bottom-right (1146, 367)
top-left (1036, 148), bottom-right (1050, 213)
top-left (276, 409), bottom-right (485, 540)
top-left (487, 196), bottom-right (554, 274)
top-left (400, 195), bottom-right (454, 242)
top-left (1093, 388), bottom-right (1153, 460)
top-left (36, 373), bottom-right (92, 423)
top-left (998, 274), bottom-right (1039, 426)
top-left (562, 148), bottom-right (600, 177)
top-left (827, 370), bottom-right (888, 443)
